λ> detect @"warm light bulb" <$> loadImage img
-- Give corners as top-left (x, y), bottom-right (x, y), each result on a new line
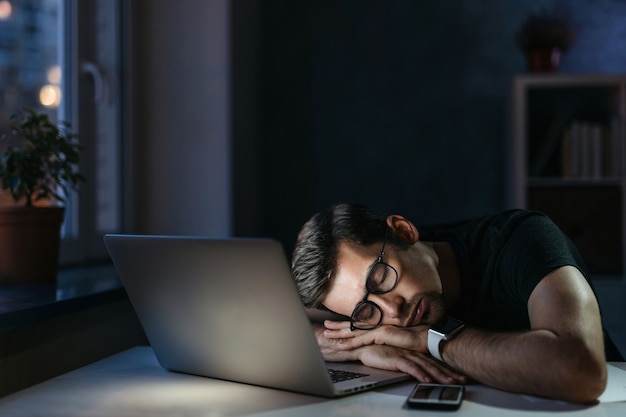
top-left (0, 1), bottom-right (11, 20)
top-left (47, 65), bottom-right (62, 85)
top-left (39, 85), bottom-right (62, 108)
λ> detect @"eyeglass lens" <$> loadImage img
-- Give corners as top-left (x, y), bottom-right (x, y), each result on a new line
top-left (367, 261), bottom-right (396, 293)
top-left (352, 301), bottom-right (382, 329)
top-left (352, 261), bottom-right (398, 329)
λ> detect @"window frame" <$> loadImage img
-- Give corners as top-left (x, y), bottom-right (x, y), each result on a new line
top-left (59, 0), bottom-right (124, 265)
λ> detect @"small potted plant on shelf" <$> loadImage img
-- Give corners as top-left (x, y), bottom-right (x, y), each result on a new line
top-left (0, 109), bottom-right (85, 283)
top-left (516, 8), bottom-right (578, 73)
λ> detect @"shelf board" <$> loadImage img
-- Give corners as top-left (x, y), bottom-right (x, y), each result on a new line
top-left (527, 177), bottom-right (625, 187)
top-left (514, 73), bottom-right (626, 88)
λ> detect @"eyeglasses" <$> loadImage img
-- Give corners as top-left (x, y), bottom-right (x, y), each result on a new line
top-left (350, 226), bottom-right (399, 330)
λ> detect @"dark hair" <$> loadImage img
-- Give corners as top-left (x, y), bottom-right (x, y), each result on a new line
top-left (290, 203), bottom-right (407, 308)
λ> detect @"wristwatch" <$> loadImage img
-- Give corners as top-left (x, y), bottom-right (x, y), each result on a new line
top-left (428, 317), bottom-right (465, 362)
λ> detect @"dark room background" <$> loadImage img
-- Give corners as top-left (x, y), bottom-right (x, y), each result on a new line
top-left (229, 0), bottom-right (626, 255)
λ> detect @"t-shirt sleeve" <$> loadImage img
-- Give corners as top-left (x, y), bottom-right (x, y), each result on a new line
top-left (488, 211), bottom-right (588, 329)
top-left (499, 213), bottom-right (586, 301)
top-left (419, 210), bottom-right (589, 330)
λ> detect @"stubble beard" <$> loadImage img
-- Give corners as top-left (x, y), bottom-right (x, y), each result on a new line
top-left (422, 292), bottom-right (447, 325)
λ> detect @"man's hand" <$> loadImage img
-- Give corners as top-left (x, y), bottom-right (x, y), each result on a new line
top-left (314, 321), bottom-right (467, 384)
top-left (357, 345), bottom-right (467, 384)
top-left (323, 320), bottom-right (430, 352)
top-left (312, 323), bottom-right (360, 362)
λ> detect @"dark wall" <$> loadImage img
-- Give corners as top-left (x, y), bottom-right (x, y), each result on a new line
top-left (233, 0), bottom-right (626, 255)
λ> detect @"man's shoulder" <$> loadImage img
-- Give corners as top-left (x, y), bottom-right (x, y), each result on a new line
top-left (421, 209), bottom-right (546, 238)
top-left (474, 208), bottom-right (546, 225)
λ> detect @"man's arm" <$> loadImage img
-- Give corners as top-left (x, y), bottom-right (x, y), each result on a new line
top-left (312, 323), bottom-right (467, 384)
top-left (325, 265), bottom-right (607, 403)
top-left (441, 265), bottom-right (606, 403)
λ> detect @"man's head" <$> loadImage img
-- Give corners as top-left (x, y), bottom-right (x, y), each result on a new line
top-left (291, 203), bottom-right (396, 308)
top-left (292, 204), bottom-right (445, 328)
top-left (291, 203), bottom-right (447, 327)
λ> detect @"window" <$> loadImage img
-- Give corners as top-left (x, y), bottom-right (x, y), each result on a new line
top-left (0, 0), bottom-right (122, 264)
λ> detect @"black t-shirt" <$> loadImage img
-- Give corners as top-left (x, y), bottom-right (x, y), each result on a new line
top-left (418, 209), bottom-right (589, 331)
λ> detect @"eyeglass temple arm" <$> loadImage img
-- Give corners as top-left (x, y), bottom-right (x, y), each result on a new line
top-left (379, 225), bottom-right (390, 256)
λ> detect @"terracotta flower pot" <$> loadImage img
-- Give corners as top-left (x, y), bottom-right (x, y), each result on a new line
top-left (0, 206), bottom-right (64, 283)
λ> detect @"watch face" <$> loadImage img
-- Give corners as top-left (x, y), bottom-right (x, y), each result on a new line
top-left (431, 317), bottom-right (464, 334)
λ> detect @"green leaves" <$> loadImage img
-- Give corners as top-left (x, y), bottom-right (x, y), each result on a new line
top-left (0, 109), bottom-right (85, 207)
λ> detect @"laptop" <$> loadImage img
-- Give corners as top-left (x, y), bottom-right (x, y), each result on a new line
top-left (103, 234), bottom-right (410, 397)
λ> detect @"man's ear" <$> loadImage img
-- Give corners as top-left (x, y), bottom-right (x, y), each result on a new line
top-left (386, 215), bottom-right (420, 244)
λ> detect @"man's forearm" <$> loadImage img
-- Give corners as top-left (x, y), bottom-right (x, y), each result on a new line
top-left (441, 327), bottom-right (607, 403)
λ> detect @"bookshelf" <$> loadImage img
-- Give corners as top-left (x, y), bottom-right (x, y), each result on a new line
top-left (508, 74), bottom-right (626, 356)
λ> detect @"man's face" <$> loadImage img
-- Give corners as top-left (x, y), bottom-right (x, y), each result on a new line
top-left (322, 240), bottom-right (447, 327)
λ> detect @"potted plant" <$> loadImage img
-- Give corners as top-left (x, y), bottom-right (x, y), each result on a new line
top-left (516, 8), bottom-right (578, 72)
top-left (0, 109), bottom-right (84, 283)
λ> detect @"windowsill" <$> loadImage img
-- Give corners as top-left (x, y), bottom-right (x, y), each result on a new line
top-left (0, 263), bottom-right (125, 331)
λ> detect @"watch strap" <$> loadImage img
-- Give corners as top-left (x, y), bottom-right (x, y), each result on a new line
top-left (428, 317), bottom-right (465, 362)
top-left (428, 329), bottom-right (445, 361)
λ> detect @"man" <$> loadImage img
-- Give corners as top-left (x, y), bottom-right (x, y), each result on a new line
top-left (291, 203), bottom-right (614, 404)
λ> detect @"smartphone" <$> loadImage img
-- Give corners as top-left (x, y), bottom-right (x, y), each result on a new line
top-left (406, 383), bottom-right (464, 410)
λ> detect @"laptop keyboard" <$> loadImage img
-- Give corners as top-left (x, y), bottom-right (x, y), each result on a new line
top-left (328, 368), bottom-right (369, 383)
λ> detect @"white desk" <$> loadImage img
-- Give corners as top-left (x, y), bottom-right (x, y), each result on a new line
top-left (0, 346), bottom-right (625, 417)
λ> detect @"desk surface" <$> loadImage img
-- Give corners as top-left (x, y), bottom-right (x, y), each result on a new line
top-left (0, 346), bottom-right (625, 417)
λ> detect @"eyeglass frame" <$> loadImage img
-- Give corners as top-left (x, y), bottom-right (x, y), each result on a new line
top-left (349, 226), bottom-right (399, 331)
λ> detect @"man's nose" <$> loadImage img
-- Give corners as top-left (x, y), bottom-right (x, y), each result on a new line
top-left (369, 293), bottom-right (405, 325)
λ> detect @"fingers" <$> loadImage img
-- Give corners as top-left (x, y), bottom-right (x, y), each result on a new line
top-left (324, 322), bottom-right (427, 352)
top-left (325, 328), bottom-right (373, 350)
top-left (322, 320), bottom-right (370, 349)
top-left (319, 346), bottom-right (360, 362)
top-left (401, 354), bottom-right (467, 385)
top-left (360, 346), bottom-right (467, 385)
top-left (313, 323), bottom-right (361, 361)
top-left (319, 322), bottom-right (467, 385)
top-left (323, 320), bottom-right (351, 330)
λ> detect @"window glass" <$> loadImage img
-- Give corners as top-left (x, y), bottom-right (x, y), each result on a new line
top-left (0, 0), bottom-right (122, 263)
top-left (0, 0), bottom-right (61, 124)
